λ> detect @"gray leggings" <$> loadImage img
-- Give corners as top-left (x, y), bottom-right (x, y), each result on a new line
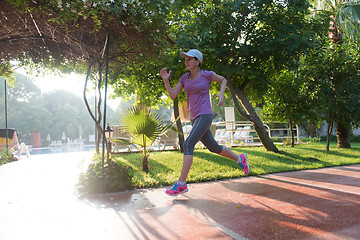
top-left (184, 114), bottom-right (223, 155)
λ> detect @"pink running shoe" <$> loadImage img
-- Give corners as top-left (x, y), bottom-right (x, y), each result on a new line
top-left (238, 153), bottom-right (249, 175)
top-left (165, 181), bottom-right (188, 196)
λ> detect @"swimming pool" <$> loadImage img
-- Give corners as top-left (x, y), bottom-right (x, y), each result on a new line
top-left (28, 145), bottom-right (96, 155)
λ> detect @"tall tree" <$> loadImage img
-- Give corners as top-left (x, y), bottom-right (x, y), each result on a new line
top-left (0, 73), bottom-right (52, 143)
top-left (310, 0), bottom-right (360, 147)
top-left (168, 0), bottom-right (314, 152)
top-left (43, 90), bottom-right (97, 141)
top-left (300, 41), bottom-right (360, 149)
top-left (262, 70), bottom-right (312, 147)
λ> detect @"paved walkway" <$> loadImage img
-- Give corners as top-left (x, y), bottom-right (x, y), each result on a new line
top-left (0, 153), bottom-right (359, 240)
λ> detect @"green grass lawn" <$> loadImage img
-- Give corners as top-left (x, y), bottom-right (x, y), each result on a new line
top-left (112, 142), bottom-right (360, 189)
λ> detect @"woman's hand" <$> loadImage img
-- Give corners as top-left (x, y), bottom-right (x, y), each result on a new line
top-left (160, 67), bottom-right (182, 99)
top-left (214, 94), bottom-right (224, 106)
top-left (212, 73), bottom-right (227, 107)
top-left (160, 67), bottom-right (172, 82)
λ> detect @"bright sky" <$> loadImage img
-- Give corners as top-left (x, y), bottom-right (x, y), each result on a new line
top-left (17, 69), bottom-right (121, 109)
top-left (34, 72), bottom-right (87, 95)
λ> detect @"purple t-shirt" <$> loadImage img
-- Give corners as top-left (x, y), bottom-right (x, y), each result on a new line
top-left (179, 70), bottom-right (213, 120)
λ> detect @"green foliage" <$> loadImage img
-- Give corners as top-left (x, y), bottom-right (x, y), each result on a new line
top-left (77, 159), bottom-right (133, 194)
top-left (300, 42), bottom-right (360, 127)
top-left (263, 70), bottom-right (311, 124)
top-left (0, 73), bottom-right (101, 144)
top-left (0, 149), bottom-right (11, 165)
top-left (110, 50), bottom-right (187, 108)
top-left (337, 1), bottom-right (360, 42)
top-left (319, 134), bottom-right (360, 142)
top-left (112, 143), bottom-right (360, 189)
top-left (2, 0), bottom-right (171, 77)
top-left (0, 62), bottom-right (16, 82)
top-left (300, 137), bottom-right (321, 143)
top-left (310, 0), bottom-right (360, 42)
top-left (165, 0), bottom-right (314, 152)
top-left (0, 73), bottom-right (51, 142)
top-left (170, 0), bottom-right (313, 93)
top-left (116, 105), bottom-right (175, 151)
top-left (262, 13), bottom-right (360, 144)
top-left (110, 0), bottom-right (315, 109)
top-left (320, 135), bottom-right (337, 142)
top-left (211, 93), bottom-right (246, 122)
top-left (0, 148), bottom-right (17, 165)
top-left (43, 90), bottom-right (96, 140)
top-left (349, 134), bottom-right (360, 142)
top-left (111, 105), bottom-right (177, 171)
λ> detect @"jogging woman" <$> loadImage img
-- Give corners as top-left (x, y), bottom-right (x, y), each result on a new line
top-left (160, 49), bottom-right (249, 196)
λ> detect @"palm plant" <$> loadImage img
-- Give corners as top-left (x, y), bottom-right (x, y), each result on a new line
top-left (111, 105), bottom-right (177, 172)
top-left (337, 1), bottom-right (360, 41)
top-left (310, 0), bottom-right (360, 43)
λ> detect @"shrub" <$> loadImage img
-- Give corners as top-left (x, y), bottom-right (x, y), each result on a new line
top-left (112, 105), bottom-right (177, 172)
top-left (319, 135), bottom-right (360, 142)
top-left (282, 138), bottom-right (292, 145)
top-left (350, 135), bottom-right (360, 142)
top-left (300, 137), bottom-right (321, 143)
top-left (320, 135), bottom-right (337, 142)
top-left (77, 160), bottom-right (133, 194)
top-left (0, 148), bottom-right (17, 165)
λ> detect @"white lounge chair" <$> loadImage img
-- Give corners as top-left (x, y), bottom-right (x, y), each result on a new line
top-left (110, 125), bottom-right (133, 152)
top-left (50, 141), bottom-right (57, 147)
top-left (17, 142), bottom-right (30, 158)
top-left (234, 126), bottom-right (253, 144)
top-left (215, 129), bottom-right (232, 144)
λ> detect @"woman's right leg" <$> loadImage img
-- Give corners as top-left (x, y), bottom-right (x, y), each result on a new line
top-left (165, 115), bottom-right (212, 196)
top-left (180, 114), bottom-right (213, 182)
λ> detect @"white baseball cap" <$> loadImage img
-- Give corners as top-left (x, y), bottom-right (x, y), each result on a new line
top-left (180, 49), bottom-right (203, 63)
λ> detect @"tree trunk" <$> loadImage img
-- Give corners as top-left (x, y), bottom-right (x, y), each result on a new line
top-left (329, 16), bottom-right (351, 149)
top-left (251, 115), bottom-right (279, 152)
top-left (326, 119), bottom-right (333, 151)
top-left (289, 119), bottom-right (294, 147)
top-left (83, 61), bottom-right (105, 154)
top-left (307, 122), bottom-right (316, 138)
top-left (173, 97), bottom-right (184, 153)
top-left (336, 120), bottom-right (351, 148)
top-left (228, 81), bottom-right (279, 153)
top-left (142, 156), bottom-right (149, 172)
top-left (106, 140), bottom-right (112, 163)
top-left (96, 66), bottom-right (104, 154)
top-left (83, 62), bottom-right (101, 153)
top-left (95, 124), bottom-right (102, 154)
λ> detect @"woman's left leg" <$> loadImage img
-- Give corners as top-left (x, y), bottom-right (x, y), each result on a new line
top-left (178, 155), bottom-right (193, 182)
